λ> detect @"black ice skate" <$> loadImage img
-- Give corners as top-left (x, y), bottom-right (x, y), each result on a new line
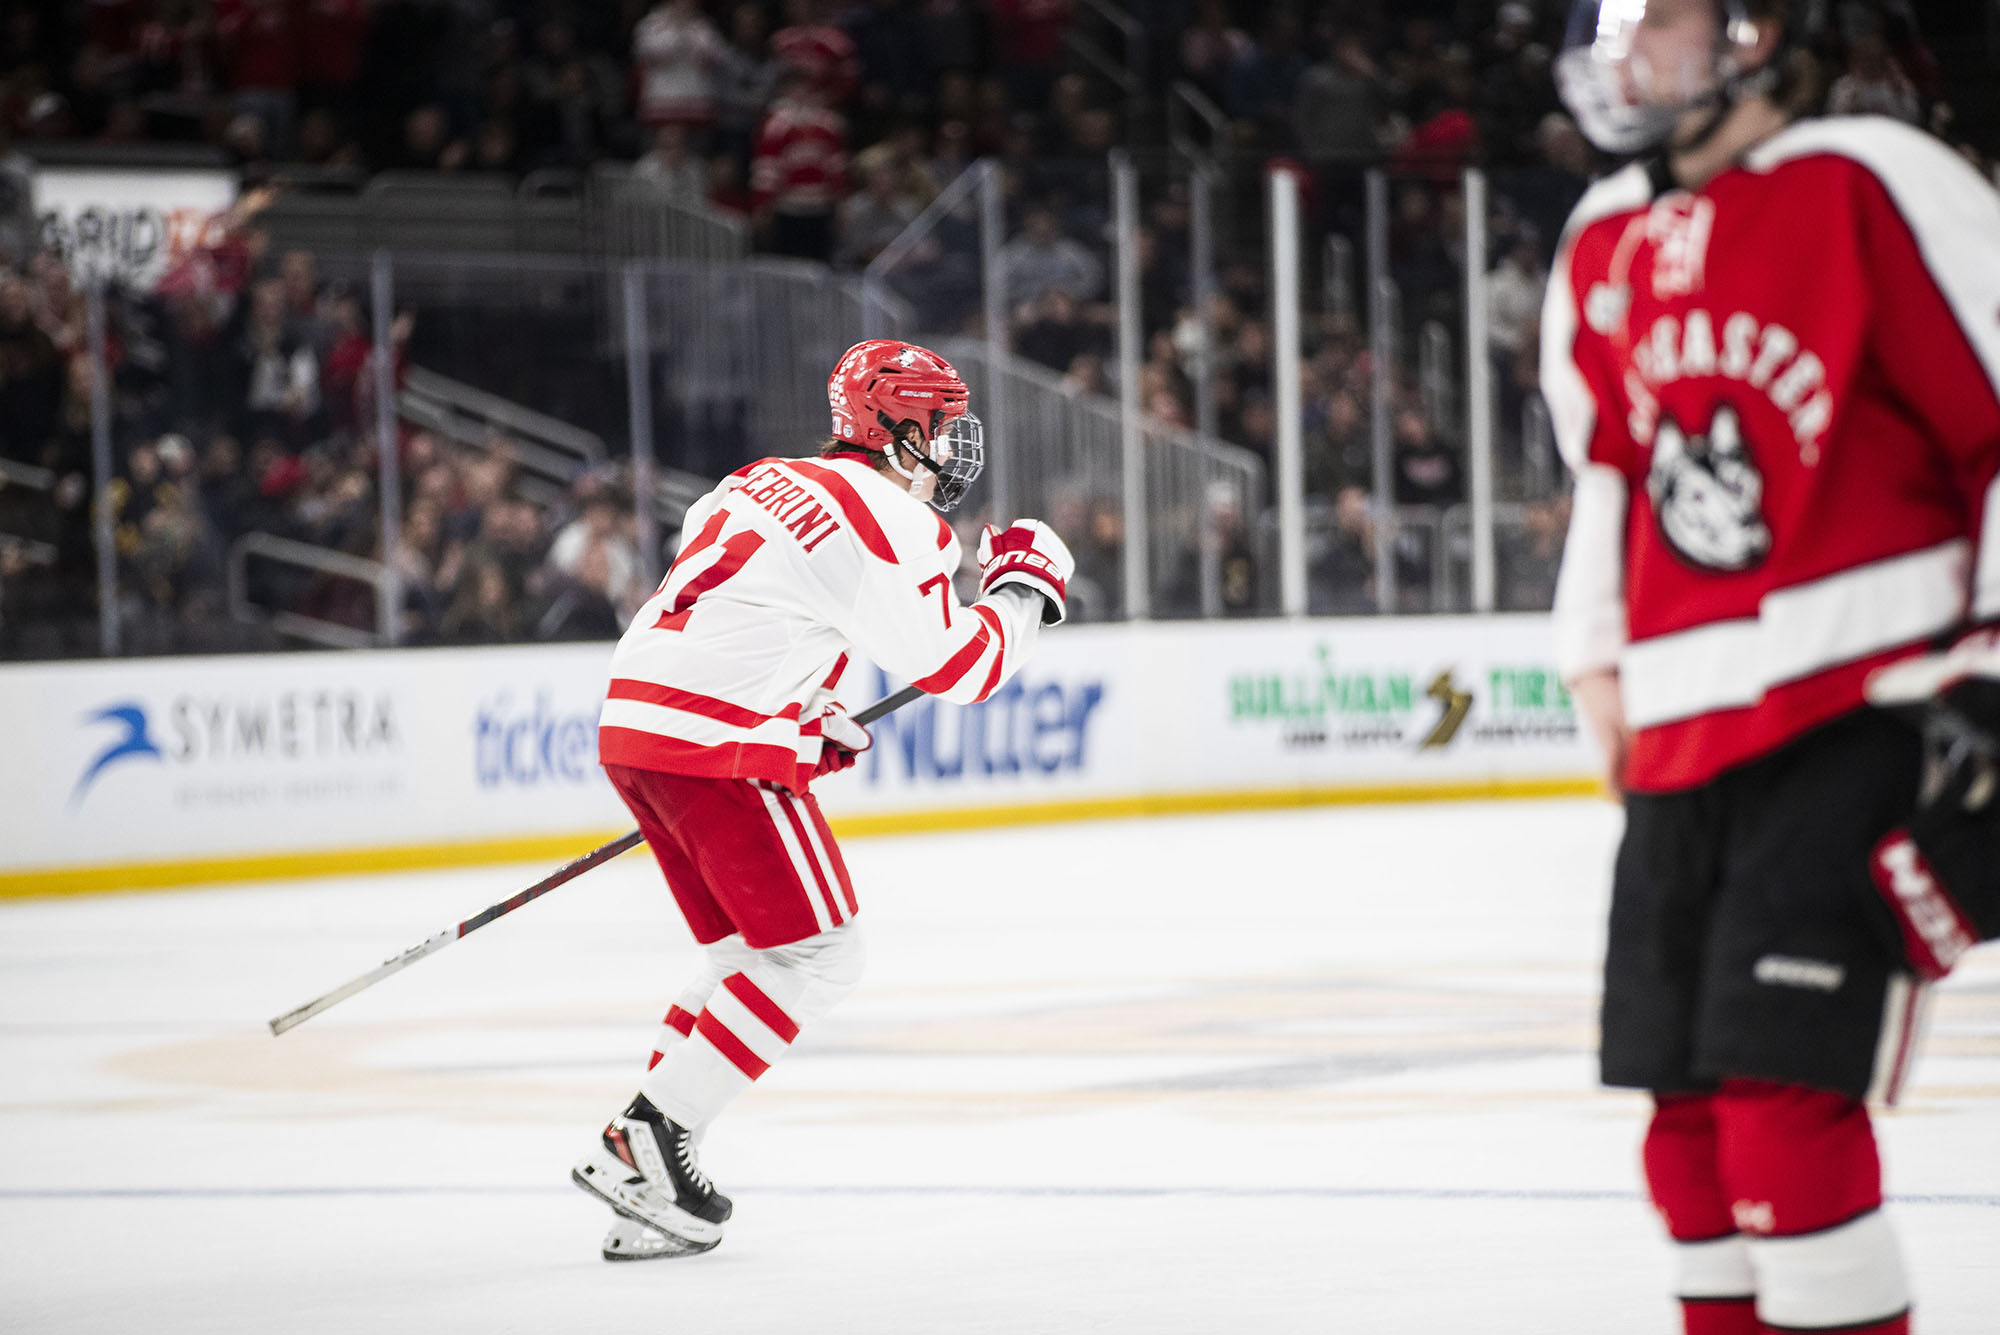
top-left (571, 1094), bottom-right (731, 1256)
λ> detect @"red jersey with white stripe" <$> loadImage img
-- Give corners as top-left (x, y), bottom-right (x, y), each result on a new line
top-left (1545, 117), bottom-right (2000, 793)
top-left (600, 454), bottom-right (1043, 791)
top-left (750, 98), bottom-right (848, 214)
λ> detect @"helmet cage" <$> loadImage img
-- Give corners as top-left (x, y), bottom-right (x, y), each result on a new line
top-left (1556, 0), bottom-right (1778, 154)
top-left (876, 409), bottom-right (985, 513)
top-left (928, 411), bottom-right (984, 512)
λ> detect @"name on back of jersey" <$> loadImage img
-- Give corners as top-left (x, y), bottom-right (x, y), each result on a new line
top-left (735, 461), bottom-right (842, 553)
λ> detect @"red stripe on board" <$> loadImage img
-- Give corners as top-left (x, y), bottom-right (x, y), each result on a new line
top-left (721, 973), bottom-right (801, 1043)
top-left (911, 625), bottom-right (991, 694)
top-left (606, 679), bottom-right (797, 731)
top-left (772, 787), bottom-right (845, 926)
top-left (784, 460), bottom-right (899, 563)
top-left (695, 1009), bottom-right (770, 1079)
top-left (663, 1005), bottom-right (697, 1037)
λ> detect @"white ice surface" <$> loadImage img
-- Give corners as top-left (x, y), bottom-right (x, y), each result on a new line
top-left (3, 800), bottom-right (1998, 1333)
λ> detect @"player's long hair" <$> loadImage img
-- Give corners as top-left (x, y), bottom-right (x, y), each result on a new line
top-left (1747, 0), bottom-right (1830, 118)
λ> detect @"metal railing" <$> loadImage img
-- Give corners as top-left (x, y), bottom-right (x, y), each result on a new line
top-left (1068, 0), bottom-right (1146, 107)
top-left (0, 457), bottom-right (56, 492)
top-left (227, 532), bottom-right (389, 650)
top-left (0, 530), bottom-right (57, 565)
top-left (400, 365), bottom-right (608, 487)
top-left (592, 164), bottom-right (751, 262)
top-left (1166, 80), bottom-right (1228, 164)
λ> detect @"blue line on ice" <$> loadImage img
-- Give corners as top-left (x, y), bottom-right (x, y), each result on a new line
top-left (5, 1185), bottom-right (2000, 1206)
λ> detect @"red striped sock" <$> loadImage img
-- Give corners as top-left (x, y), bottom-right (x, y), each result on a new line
top-left (1682, 1298), bottom-right (1758, 1335)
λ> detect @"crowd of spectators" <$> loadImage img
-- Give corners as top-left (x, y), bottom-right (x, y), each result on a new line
top-left (5, 2), bottom-right (1968, 260)
top-left (0, 185), bottom-right (650, 656)
top-left (0, 0), bottom-right (1985, 653)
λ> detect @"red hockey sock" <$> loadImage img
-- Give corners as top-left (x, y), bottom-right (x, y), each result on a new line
top-left (1646, 1094), bottom-right (1736, 1238)
top-left (1712, 1080), bottom-right (1910, 1333)
top-left (1683, 1298), bottom-right (1759, 1335)
top-left (1645, 1095), bottom-right (1757, 1334)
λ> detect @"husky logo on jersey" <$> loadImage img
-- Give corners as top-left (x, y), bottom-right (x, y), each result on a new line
top-left (1647, 405), bottom-right (1770, 572)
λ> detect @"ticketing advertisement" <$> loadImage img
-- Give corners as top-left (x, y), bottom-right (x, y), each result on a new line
top-left (33, 165), bottom-right (238, 290)
top-left (0, 617), bottom-right (1597, 892)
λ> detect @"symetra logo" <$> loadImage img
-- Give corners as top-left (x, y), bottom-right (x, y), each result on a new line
top-left (862, 667), bottom-right (1105, 785)
top-left (71, 701), bottom-right (163, 806)
top-left (69, 689), bottom-right (399, 809)
top-left (474, 690), bottom-right (602, 788)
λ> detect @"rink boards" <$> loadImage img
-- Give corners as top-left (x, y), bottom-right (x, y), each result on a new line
top-left (0, 615), bottom-right (1598, 895)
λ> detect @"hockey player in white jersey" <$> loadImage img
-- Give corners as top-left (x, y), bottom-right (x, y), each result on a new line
top-left (571, 339), bottom-right (1073, 1259)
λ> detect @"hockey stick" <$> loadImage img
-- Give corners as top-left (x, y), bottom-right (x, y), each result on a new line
top-left (268, 683), bottom-right (923, 1036)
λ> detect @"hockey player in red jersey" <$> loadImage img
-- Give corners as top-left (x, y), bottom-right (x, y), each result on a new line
top-left (1547, 1), bottom-right (2000, 1331)
top-left (571, 340), bottom-right (1073, 1259)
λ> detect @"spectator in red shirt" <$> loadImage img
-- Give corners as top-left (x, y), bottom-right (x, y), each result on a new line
top-left (771, 0), bottom-right (859, 103)
top-left (214, 0), bottom-right (299, 157)
top-left (751, 70), bottom-right (848, 262)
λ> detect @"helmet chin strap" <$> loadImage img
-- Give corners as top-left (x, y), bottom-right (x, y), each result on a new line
top-left (1663, 36), bottom-right (1780, 164)
top-left (892, 440), bottom-right (948, 498)
top-left (858, 428), bottom-right (944, 497)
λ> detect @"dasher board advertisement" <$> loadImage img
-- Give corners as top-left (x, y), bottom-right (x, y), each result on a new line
top-left (0, 617), bottom-right (1597, 893)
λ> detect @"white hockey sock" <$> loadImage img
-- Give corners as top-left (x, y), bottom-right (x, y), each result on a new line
top-left (1748, 1209), bottom-right (1909, 1330)
top-left (646, 936), bottom-right (756, 1070)
top-left (640, 923), bottom-right (865, 1131)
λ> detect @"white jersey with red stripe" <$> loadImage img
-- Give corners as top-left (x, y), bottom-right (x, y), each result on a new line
top-left (1544, 116), bottom-right (2000, 793)
top-left (599, 453), bottom-right (1043, 790)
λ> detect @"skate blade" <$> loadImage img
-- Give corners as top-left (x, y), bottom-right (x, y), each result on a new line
top-left (570, 1164), bottom-right (725, 1247)
top-left (601, 1226), bottom-right (720, 1262)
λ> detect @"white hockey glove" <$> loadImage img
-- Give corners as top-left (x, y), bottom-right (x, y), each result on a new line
top-left (978, 519), bottom-right (1074, 625)
top-left (812, 701), bottom-right (872, 780)
top-left (1861, 630), bottom-right (2000, 980)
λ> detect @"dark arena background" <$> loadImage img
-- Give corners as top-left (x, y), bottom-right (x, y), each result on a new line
top-left (2, 3), bottom-right (1997, 1331)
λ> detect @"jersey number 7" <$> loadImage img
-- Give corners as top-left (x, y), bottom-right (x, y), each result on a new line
top-left (917, 573), bottom-right (952, 628)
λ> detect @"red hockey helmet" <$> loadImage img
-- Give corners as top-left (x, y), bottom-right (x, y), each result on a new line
top-left (828, 339), bottom-right (970, 450)
top-left (827, 339), bottom-right (985, 510)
